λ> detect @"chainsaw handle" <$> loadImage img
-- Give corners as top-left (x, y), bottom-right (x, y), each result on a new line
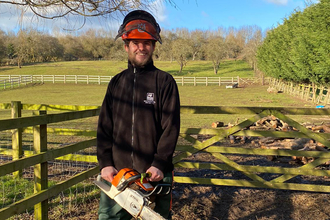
top-left (142, 183), bottom-right (172, 197)
top-left (116, 174), bottom-right (142, 191)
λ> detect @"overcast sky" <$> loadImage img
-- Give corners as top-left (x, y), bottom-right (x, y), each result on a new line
top-left (0, 0), bottom-right (319, 35)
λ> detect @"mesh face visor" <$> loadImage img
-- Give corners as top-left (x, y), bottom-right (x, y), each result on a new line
top-left (115, 20), bottom-right (162, 44)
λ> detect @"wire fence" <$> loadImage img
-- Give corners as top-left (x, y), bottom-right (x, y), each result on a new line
top-left (0, 112), bottom-right (100, 219)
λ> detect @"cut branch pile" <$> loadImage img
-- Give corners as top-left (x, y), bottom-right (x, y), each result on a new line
top-left (249, 117), bottom-right (330, 164)
top-left (211, 116), bottom-right (330, 165)
top-left (254, 137), bottom-right (329, 164)
top-left (248, 115), bottom-right (293, 131)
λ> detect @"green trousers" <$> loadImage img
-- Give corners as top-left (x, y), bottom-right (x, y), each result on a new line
top-left (98, 172), bottom-right (173, 220)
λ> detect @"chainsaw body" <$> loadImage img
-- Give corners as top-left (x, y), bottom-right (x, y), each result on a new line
top-left (94, 168), bottom-right (171, 220)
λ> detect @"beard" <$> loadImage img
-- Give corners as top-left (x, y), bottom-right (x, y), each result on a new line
top-left (128, 51), bottom-right (153, 68)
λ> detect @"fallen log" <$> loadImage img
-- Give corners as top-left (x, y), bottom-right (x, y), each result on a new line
top-left (312, 124), bottom-right (330, 133)
top-left (211, 121), bottom-right (224, 128)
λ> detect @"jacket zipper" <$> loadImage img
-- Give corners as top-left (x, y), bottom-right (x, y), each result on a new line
top-left (131, 67), bottom-right (137, 168)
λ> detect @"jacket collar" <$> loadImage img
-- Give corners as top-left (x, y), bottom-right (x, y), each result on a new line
top-left (127, 59), bottom-right (156, 74)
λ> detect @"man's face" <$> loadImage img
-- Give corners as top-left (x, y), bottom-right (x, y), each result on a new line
top-left (125, 39), bottom-right (155, 68)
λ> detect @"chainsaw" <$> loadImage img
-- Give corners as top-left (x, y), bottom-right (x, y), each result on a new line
top-left (94, 168), bottom-right (171, 220)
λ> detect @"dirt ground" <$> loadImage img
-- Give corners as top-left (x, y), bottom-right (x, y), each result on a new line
top-left (5, 136), bottom-right (330, 220)
top-left (171, 183), bottom-right (330, 220)
top-left (170, 137), bottom-right (330, 220)
top-left (45, 182), bottom-right (330, 220)
top-left (82, 137), bottom-right (330, 220)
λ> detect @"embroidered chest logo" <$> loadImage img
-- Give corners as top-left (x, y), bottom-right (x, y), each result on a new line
top-left (144, 93), bottom-right (156, 104)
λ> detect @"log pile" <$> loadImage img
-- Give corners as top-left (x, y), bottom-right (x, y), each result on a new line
top-left (267, 86), bottom-right (280, 93)
top-left (249, 118), bottom-right (330, 165)
top-left (211, 121), bottom-right (224, 128)
top-left (248, 115), bottom-right (293, 131)
top-left (211, 116), bottom-right (330, 165)
top-left (253, 137), bottom-right (329, 164)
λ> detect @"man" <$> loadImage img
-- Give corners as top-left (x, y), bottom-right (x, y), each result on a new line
top-left (97, 10), bottom-right (180, 220)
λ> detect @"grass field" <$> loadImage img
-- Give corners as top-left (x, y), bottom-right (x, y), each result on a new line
top-left (0, 59), bottom-right (317, 128)
top-left (0, 60), bottom-right (255, 77)
top-left (0, 83), bottom-right (317, 129)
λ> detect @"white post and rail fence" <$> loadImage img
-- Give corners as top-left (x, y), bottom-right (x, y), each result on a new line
top-left (2, 75), bottom-right (330, 105)
top-left (0, 75), bottom-right (268, 89)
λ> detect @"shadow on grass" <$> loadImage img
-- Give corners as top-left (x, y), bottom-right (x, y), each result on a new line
top-left (219, 67), bottom-right (254, 75)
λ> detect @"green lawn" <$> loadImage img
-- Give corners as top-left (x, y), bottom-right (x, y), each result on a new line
top-left (0, 60), bottom-right (126, 76)
top-left (0, 60), bottom-right (254, 77)
top-left (0, 83), bottom-right (316, 128)
top-left (0, 59), bottom-right (321, 128)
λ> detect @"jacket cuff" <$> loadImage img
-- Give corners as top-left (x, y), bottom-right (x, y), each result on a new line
top-left (151, 158), bottom-right (170, 173)
top-left (98, 158), bottom-right (114, 171)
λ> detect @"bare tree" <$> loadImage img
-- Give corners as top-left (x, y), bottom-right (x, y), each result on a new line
top-left (189, 30), bottom-right (207, 60)
top-left (0, 30), bottom-right (6, 65)
top-left (242, 26), bottom-right (263, 74)
top-left (171, 37), bottom-right (193, 73)
top-left (156, 30), bottom-right (177, 61)
top-left (0, 1), bottom-right (176, 19)
top-left (58, 35), bottom-right (87, 60)
top-left (80, 29), bottom-right (112, 60)
top-left (37, 34), bottom-right (64, 62)
top-left (225, 27), bottom-right (246, 60)
top-left (108, 39), bottom-right (127, 61)
top-left (204, 36), bottom-right (227, 74)
top-left (15, 30), bottom-right (29, 68)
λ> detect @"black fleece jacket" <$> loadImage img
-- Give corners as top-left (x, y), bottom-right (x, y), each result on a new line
top-left (97, 60), bottom-right (180, 174)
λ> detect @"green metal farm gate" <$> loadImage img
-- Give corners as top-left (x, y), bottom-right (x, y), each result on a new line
top-left (1, 102), bottom-right (330, 219)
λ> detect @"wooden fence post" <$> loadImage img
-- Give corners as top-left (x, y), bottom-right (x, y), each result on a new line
top-left (33, 110), bottom-right (48, 220)
top-left (323, 87), bottom-right (330, 106)
top-left (317, 86), bottom-right (325, 104)
top-left (11, 101), bottom-right (23, 178)
top-left (306, 85), bottom-right (311, 101)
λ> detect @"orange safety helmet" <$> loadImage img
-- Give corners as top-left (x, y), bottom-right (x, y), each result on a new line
top-left (115, 10), bottom-right (162, 44)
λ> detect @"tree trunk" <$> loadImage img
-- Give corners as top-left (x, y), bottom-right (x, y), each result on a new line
top-left (179, 61), bottom-right (183, 73)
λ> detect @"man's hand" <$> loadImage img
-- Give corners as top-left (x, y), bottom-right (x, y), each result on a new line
top-left (146, 166), bottom-right (164, 182)
top-left (101, 166), bottom-right (118, 183)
